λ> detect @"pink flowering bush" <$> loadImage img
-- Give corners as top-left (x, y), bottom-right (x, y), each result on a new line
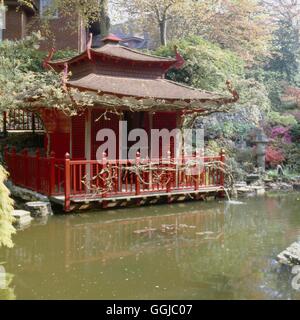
top-left (270, 126), bottom-right (292, 144)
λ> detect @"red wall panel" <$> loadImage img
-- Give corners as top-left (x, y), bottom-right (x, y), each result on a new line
top-left (91, 109), bottom-right (119, 160)
top-left (153, 112), bottom-right (177, 158)
top-left (71, 114), bottom-right (86, 159)
top-left (50, 132), bottom-right (70, 158)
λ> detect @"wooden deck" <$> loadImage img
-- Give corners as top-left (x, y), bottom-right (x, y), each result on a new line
top-left (4, 147), bottom-right (226, 212)
top-left (50, 186), bottom-right (224, 211)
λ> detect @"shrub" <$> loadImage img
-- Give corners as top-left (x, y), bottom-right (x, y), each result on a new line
top-left (0, 165), bottom-right (15, 248)
top-left (290, 124), bottom-right (300, 142)
top-left (154, 36), bottom-right (244, 92)
top-left (289, 110), bottom-right (300, 123)
top-left (267, 111), bottom-right (297, 126)
top-left (265, 146), bottom-right (285, 167)
top-left (270, 126), bottom-right (292, 143)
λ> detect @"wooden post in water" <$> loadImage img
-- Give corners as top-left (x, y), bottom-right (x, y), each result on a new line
top-left (64, 153), bottom-right (71, 212)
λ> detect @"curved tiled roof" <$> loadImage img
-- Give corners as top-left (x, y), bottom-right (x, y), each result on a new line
top-left (47, 43), bottom-right (237, 105)
top-left (68, 73), bottom-right (227, 101)
top-left (48, 44), bottom-right (176, 68)
top-left (93, 45), bottom-right (176, 63)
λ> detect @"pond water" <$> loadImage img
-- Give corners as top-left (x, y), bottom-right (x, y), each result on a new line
top-left (1, 193), bottom-right (300, 300)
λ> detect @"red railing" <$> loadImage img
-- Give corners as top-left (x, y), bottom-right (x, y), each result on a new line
top-left (4, 147), bottom-right (225, 212)
top-left (4, 147), bottom-right (65, 196)
top-left (1, 110), bottom-right (44, 132)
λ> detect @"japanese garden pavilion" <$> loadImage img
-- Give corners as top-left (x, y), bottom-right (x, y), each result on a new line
top-left (3, 35), bottom-right (238, 211)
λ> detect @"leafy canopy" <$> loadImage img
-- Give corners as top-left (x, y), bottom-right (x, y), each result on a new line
top-left (155, 36), bottom-right (245, 92)
top-left (0, 33), bottom-right (93, 114)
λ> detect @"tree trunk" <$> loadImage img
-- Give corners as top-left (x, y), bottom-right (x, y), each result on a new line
top-left (159, 19), bottom-right (167, 46)
top-left (100, 0), bottom-right (110, 38)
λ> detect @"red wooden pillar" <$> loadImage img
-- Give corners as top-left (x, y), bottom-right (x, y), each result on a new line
top-left (35, 149), bottom-right (41, 192)
top-left (201, 149), bottom-right (206, 186)
top-left (194, 150), bottom-right (200, 191)
top-left (135, 151), bottom-right (141, 196)
top-left (220, 149), bottom-right (226, 186)
top-left (49, 151), bottom-right (56, 196)
top-left (22, 148), bottom-right (28, 187)
top-left (102, 152), bottom-right (107, 198)
top-left (166, 150), bottom-right (172, 193)
top-left (64, 153), bottom-right (71, 212)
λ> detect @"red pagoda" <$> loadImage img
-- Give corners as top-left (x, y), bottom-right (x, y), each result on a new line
top-left (3, 36), bottom-right (238, 211)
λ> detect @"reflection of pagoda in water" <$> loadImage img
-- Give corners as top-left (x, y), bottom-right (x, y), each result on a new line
top-left (64, 208), bottom-right (225, 268)
top-left (4, 197), bottom-right (299, 299)
top-left (2, 207), bottom-right (225, 270)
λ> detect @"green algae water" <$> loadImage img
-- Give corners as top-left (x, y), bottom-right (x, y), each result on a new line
top-left (1, 192), bottom-right (300, 300)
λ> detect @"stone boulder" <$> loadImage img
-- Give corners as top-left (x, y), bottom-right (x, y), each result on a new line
top-left (25, 201), bottom-right (53, 218)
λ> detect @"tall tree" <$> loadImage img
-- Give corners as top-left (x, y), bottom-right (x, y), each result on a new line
top-left (19, 0), bottom-right (103, 26)
top-left (264, 0), bottom-right (300, 83)
top-left (19, 0), bottom-right (110, 42)
top-left (99, 0), bottom-right (110, 38)
top-left (117, 0), bottom-right (271, 61)
top-left (196, 0), bottom-right (272, 63)
top-left (116, 0), bottom-right (188, 46)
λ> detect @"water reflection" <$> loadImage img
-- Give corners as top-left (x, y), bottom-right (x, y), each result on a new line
top-left (1, 193), bottom-right (300, 299)
top-left (0, 265), bottom-right (15, 300)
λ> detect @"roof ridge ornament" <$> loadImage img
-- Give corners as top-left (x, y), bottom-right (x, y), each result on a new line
top-left (102, 33), bottom-right (122, 45)
top-left (87, 33), bottom-right (93, 60)
top-left (43, 48), bottom-right (56, 70)
top-left (173, 45), bottom-right (185, 69)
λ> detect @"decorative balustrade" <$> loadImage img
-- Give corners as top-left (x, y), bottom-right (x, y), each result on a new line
top-left (4, 147), bottom-right (225, 212)
top-left (1, 110), bottom-right (44, 133)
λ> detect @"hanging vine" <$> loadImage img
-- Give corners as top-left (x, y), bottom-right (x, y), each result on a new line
top-left (80, 158), bottom-right (234, 197)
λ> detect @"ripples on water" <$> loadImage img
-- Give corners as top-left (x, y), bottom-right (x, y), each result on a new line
top-left (1, 192), bottom-right (300, 300)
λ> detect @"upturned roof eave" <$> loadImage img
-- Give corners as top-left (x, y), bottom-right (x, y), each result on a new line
top-left (47, 47), bottom-right (177, 71)
top-left (66, 83), bottom-right (235, 109)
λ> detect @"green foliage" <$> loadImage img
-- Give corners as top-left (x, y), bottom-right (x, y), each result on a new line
top-left (246, 68), bottom-right (284, 109)
top-left (0, 166), bottom-right (15, 248)
top-left (155, 36), bottom-right (244, 92)
top-left (154, 36), bottom-right (272, 119)
top-left (19, 0), bottom-right (104, 27)
top-left (267, 18), bottom-right (300, 84)
top-left (267, 111), bottom-right (297, 127)
top-left (283, 143), bottom-right (300, 172)
top-left (205, 140), bottom-right (221, 156)
top-left (205, 120), bottom-right (256, 141)
top-left (267, 168), bottom-right (300, 181)
top-left (0, 34), bottom-right (93, 114)
top-left (290, 124), bottom-right (300, 142)
top-left (235, 78), bottom-right (271, 111)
